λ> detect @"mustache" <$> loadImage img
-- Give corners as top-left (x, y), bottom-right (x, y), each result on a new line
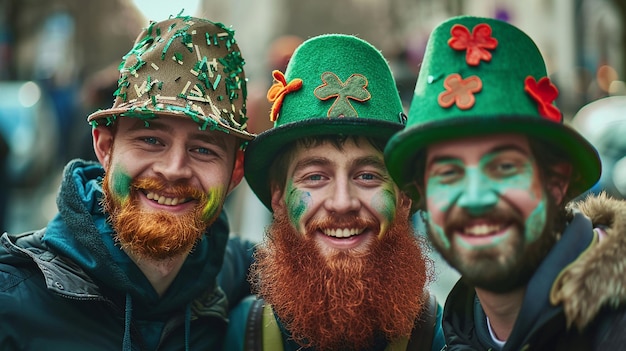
top-left (305, 214), bottom-right (377, 233)
top-left (131, 177), bottom-right (206, 201)
top-left (444, 204), bottom-right (525, 233)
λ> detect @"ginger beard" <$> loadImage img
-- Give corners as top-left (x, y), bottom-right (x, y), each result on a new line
top-left (102, 170), bottom-right (222, 261)
top-left (251, 204), bottom-right (432, 351)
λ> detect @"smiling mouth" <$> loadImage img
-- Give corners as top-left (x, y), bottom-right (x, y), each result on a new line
top-left (461, 223), bottom-right (506, 236)
top-left (145, 191), bottom-right (191, 206)
top-left (322, 228), bottom-right (365, 238)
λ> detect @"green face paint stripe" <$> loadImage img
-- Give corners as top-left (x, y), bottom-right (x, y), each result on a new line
top-left (202, 187), bottom-right (225, 222)
top-left (524, 197), bottom-right (547, 242)
top-left (372, 187), bottom-right (397, 224)
top-left (110, 167), bottom-right (133, 202)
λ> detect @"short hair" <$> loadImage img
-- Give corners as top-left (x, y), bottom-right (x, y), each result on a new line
top-left (268, 135), bottom-right (386, 192)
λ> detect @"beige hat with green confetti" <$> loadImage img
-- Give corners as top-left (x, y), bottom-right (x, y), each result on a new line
top-left (87, 14), bottom-right (254, 140)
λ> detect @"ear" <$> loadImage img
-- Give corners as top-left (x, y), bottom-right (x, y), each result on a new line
top-left (93, 126), bottom-right (114, 169)
top-left (227, 149), bottom-right (245, 194)
top-left (406, 179), bottom-right (426, 211)
top-left (548, 162), bottom-right (572, 205)
top-left (397, 191), bottom-right (414, 219)
top-left (270, 182), bottom-right (286, 214)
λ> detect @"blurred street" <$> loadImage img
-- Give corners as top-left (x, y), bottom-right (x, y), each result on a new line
top-left (1, 0), bottom-right (625, 306)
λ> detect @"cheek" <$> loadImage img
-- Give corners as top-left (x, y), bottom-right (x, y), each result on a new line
top-left (201, 187), bottom-right (225, 222)
top-left (498, 173), bottom-right (544, 218)
top-left (525, 198), bottom-right (548, 241)
top-left (425, 179), bottom-right (460, 224)
top-left (284, 182), bottom-right (312, 228)
top-left (109, 165), bottom-right (133, 202)
top-left (371, 186), bottom-right (397, 223)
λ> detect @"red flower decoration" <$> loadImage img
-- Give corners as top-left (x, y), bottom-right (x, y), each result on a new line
top-left (448, 23), bottom-right (498, 66)
top-left (524, 76), bottom-right (562, 122)
top-left (438, 74), bottom-right (482, 110)
top-left (267, 70), bottom-right (303, 122)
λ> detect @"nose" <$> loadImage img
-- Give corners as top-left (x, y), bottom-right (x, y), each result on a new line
top-left (456, 167), bottom-right (498, 216)
top-left (153, 146), bottom-right (193, 182)
top-left (324, 178), bottom-right (360, 214)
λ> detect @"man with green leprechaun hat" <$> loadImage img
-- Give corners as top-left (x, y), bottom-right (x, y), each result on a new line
top-left (0, 14), bottom-right (257, 350)
top-left (223, 34), bottom-right (445, 351)
top-left (384, 15), bottom-right (626, 350)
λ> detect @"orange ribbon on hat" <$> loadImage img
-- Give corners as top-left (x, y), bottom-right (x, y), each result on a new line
top-left (267, 70), bottom-right (303, 122)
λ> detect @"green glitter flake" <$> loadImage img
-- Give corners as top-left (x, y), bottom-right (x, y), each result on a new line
top-left (212, 75), bottom-right (221, 90)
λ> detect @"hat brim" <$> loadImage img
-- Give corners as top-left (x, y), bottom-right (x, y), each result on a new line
top-left (245, 117), bottom-right (404, 210)
top-left (87, 106), bottom-right (255, 141)
top-left (385, 116), bottom-right (601, 202)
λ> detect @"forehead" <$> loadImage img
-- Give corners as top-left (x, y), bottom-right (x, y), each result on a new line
top-left (117, 116), bottom-right (236, 146)
top-left (426, 133), bottom-right (531, 163)
top-left (288, 137), bottom-right (383, 168)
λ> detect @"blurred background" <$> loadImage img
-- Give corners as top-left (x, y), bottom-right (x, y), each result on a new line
top-left (1, 0), bottom-right (625, 301)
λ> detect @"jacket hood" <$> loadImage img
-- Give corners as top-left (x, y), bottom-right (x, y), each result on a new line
top-left (40, 159), bottom-right (230, 316)
top-left (551, 192), bottom-right (626, 330)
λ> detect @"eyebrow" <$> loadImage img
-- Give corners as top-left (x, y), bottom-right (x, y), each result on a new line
top-left (127, 118), bottom-right (229, 149)
top-left (292, 156), bottom-right (330, 174)
top-left (292, 155), bottom-right (386, 174)
top-left (427, 144), bottom-right (530, 169)
top-left (352, 155), bottom-right (386, 171)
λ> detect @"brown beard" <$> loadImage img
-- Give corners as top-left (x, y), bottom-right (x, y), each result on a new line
top-left (251, 205), bottom-right (433, 351)
top-left (102, 173), bottom-right (211, 260)
top-left (430, 195), bottom-right (561, 293)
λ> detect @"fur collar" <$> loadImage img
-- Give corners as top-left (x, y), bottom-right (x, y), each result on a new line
top-left (550, 192), bottom-right (626, 330)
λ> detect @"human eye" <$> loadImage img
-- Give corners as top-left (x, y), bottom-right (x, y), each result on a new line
top-left (293, 170), bottom-right (327, 187)
top-left (355, 171), bottom-right (383, 184)
top-left (487, 152), bottom-right (528, 178)
top-left (193, 146), bottom-right (217, 156)
top-left (430, 163), bottom-right (462, 184)
top-left (141, 136), bottom-right (162, 146)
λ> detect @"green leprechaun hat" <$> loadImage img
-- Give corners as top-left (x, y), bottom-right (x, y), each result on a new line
top-left (87, 14), bottom-right (254, 141)
top-left (384, 16), bottom-right (601, 202)
top-left (245, 34), bottom-right (407, 210)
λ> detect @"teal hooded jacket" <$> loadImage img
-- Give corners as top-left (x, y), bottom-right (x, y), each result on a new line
top-left (0, 159), bottom-right (255, 350)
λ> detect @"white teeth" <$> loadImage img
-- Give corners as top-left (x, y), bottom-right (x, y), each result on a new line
top-left (323, 228), bottom-right (363, 238)
top-left (146, 191), bottom-right (186, 206)
top-left (464, 224), bottom-right (501, 236)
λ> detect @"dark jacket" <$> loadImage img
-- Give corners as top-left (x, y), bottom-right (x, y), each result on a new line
top-left (442, 194), bottom-right (626, 351)
top-left (0, 159), bottom-right (255, 351)
top-left (224, 293), bottom-right (446, 351)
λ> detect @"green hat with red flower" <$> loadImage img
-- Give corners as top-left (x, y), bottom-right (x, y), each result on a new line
top-left (384, 15), bottom-right (601, 201)
top-left (244, 34), bottom-right (407, 210)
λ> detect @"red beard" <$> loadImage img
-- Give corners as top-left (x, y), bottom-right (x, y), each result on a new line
top-left (102, 174), bottom-right (212, 260)
top-left (251, 205), bottom-right (433, 351)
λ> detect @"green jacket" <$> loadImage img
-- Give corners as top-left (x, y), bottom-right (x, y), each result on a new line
top-left (0, 159), bottom-right (255, 350)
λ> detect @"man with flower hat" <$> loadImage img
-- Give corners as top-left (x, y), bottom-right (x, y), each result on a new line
top-left (223, 33), bottom-right (444, 351)
top-left (0, 15), bottom-right (255, 350)
top-left (384, 15), bottom-right (626, 350)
